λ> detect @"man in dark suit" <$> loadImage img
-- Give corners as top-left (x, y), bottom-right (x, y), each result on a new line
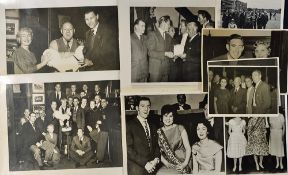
top-left (146, 15), bottom-right (174, 82)
top-left (82, 84), bottom-right (92, 100)
top-left (71, 97), bottom-right (85, 134)
top-left (21, 112), bottom-right (44, 169)
top-left (197, 10), bottom-right (215, 28)
top-left (131, 18), bottom-right (148, 82)
top-left (82, 9), bottom-right (118, 71)
top-left (229, 77), bottom-right (247, 114)
top-left (171, 94), bottom-right (191, 111)
top-left (70, 129), bottom-right (94, 167)
top-left (92, 84), bottom-right (105, 99)
top-left (252, 70), bottom-right (271, 114)
top-left (67, 84), bottom-right (80, 99)
top-left (211, 34), bottom-right (244, 61)
top-left (245, 77), bottom-right (255, 114)
top-left (34, 109), bottom-right (47, 135)
top-left (126, 97), bottom-right (160, 175)
top-left (181, 21), bottom-right (201, 82)
top-left (48, 83), bottom-right (66, 109)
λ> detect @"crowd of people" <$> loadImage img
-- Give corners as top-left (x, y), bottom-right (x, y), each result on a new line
top-left (126, 95), bottom-right (224, 174)
top-left (208, 69), bottom-right (277, 115)
top-left (222, 9), bottom-right (278, 29)
top-left (15, 83), bottom-right (121, 169)
top-left (131, 8), bottom-right (214, 82)
top-left (11, 9), bottom-right (118, 74)
top-left (226, 111), bottom-right (285, 173)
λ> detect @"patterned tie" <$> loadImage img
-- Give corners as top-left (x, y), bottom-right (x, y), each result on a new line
top-left (143, 120), bottom-right (151, 148)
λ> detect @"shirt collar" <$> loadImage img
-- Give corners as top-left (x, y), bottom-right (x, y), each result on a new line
top-left (92, 23), bottom-right (100, 35)
top-left (255, 80), bottom-right (262, 88)
top-left (62, 37), bottom-right (73, 45)
top-left (157, 27), bottom-right (165, 36)
top-left (137, 115), bottom-right (147, 123)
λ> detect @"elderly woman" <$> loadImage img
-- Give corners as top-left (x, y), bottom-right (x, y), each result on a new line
top-left (12, 27), bottom-right (50, 74)
top-left (157, 105), bottom-right (191, 174)
top-left (253, 40), bottom-right (271, 58)
top-left (192, 119), bottom-right (223, 173)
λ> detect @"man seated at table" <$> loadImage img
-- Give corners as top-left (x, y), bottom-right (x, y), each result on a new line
top-left (70, 128), bottom-right (94, 167)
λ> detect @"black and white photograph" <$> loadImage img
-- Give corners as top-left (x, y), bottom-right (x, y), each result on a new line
top-left (6, 80), bottom-right (122, 171)
top-left (5, 6), bottom-right (119, 74)
top-left (208, 65), bottom-right (278, 117)
top-left (130, 6), bottom-right (215, 83)
top-left (220, 0), bottom-right (284, 29)
top-left (202, 29), bottom-right (288, 94)
top-left (225, 95), bottom-right (287, 174)
top-left (124, 94), bottom-right (225, 174)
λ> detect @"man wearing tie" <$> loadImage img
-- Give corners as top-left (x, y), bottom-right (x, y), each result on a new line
top-left (126, 97), bottom-right (160, 175)
top-left (67, 84), bottom-right (80, 99)
top-left (48, 83), bottom-right (66, 109)
top-left (171, 94), bottom-right (191, 111)
top-left (131, 18), bottom-right (148, 82)
top-left (180, 21), bottom-right (201, 82)
top-left (245, 77), bottom-right (255, 114)
top-left (252, 70), bottom-right (271, 114)
top-left (229, 77), bottom-right (247, 114)
top-left (82, 9), bottom-right (119, 71)
top-left (146, 15), bottom-right (174, 82)
top-left (71, 97), bottom-right (85, 135)
top-left (49, 21), bottom-right (79, 53)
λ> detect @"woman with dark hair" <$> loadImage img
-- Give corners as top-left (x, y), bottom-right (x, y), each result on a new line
top-left (192, 119), bottom-right (223, 173)
top-left (214, 77), bottom-right (230, 114)
top-left (157, 105), bottom-right (191, 174)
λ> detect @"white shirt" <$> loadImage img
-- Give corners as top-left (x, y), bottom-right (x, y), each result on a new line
top-left (91, 23), bottom-right (100, 35)
top-left (137, 115), bottom-right (150, 137)
top-left (189, 34), bottom-right (198, 42)
top-left (247, 86), bottom-right (254, 107)
top-left (157, 27), bottom-right (166, 39)
top-left (208, 118), bottom-right (214, 127)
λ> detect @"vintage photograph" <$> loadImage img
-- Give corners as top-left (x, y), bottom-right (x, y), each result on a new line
top-left (220, 0), bottom-right (284, 29)
top-left (124, 94), bottom-right (225, 174)
top-left (208, 66), bottom-right (278, 117)
top-left (130, 6), bottom-right (215, 83)
top-left (202, 29), bottom-right (288, 94)
top-left (225, 95), bottom-right (287, 174)
top-left (6, 80), bottom-right (122, 171)
top-left (5, 6), bottom-right (119, 74)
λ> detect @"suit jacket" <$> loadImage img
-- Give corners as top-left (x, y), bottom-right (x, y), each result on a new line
top-left (48, 91), bottom-right (66, 108)
top-left (184, 34), bottom-right (201, 64)
top-left (72, 107), bottom-right (85, 129)
top-left (126, 117), bottom-right (160, 175)
top-left (131, 33), bottom-right (148, 82)
top-left (92, 91), bottom-right (106, 99)
top-left (210, 118), bottom-right (224, 146)
top-left (41, 133), bottom-right (59, 151)
top-left (253, 81), bottom-right (271, 114)
top-left (246, 86), bottom-right (255, 114)
top-left (146, 28), bottom-right (173, 75)
top-left (84, 23), bottom-right (118, 71)
top-left (67, 91), bottom-right (81, 99)
top-left (229, 87), bottom-right (247, 114)
top-left (171, 103), bottom-right (191, 111)
top-left (71, 135), bottom-right (92, 153)
top-left (21, 122), bottom-right (43, 153)
top-left (35, 117), bottom-right (46, 134)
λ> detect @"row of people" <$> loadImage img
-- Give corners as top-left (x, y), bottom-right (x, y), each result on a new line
top-left (127, 97), bottom-right (223, 174)
top-left (131, 10), bottom-right (214, 82)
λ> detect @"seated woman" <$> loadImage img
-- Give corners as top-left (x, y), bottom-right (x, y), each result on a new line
top-left (11, 27), bottom-right (50, 74)
top-left (192, 119), bottom-right (223, 173)
top-left (157, 105), bottom-right (191, 174)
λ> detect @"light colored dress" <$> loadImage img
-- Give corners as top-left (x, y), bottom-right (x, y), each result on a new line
top-left (269, 114), bottom-right (285, 157)
top-left (246, 117), bottom-right (269, 156)
top-left (192, 139), bottom-right (223, 173)
top-left (227, 119), bottom-right (247, 158)
top-left (157, 125), bottom-right (189, 174)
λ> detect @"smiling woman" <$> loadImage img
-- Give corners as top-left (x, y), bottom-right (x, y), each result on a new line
top-left (12, 27), bottom-right (51, 74)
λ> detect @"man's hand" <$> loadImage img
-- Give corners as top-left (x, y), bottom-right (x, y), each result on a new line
top-left (76, 150), bottom-right (82, 156)
top-left (81, 58), bottom-right (94, 68)
top-left (145, 162), bottom-right (155, 173)
top-left (87, 125), bottom-right (93, 132)
top-left (165, 52), bottom-right (174, 58)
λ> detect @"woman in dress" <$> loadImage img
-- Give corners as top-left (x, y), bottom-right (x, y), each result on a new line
top-left (227, 117), bottom-right (247, 172)
top-left (12, 27), bottom-right (50, 74)
top-left (214, 77), bottom-right (230, 114)
top-left (157, 105), bottom-right (191, 174)
top-left (246, 117), bottom-right (269, 170)
top-left (269, 110), bottom-right (285, 169)
top-left (253, 40), bottom-right (271, 58)
top-left (192, 119), bottom-right (223, 173)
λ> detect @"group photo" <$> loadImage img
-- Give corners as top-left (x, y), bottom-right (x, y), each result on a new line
top-left (6, 80), bottom-right (122, 171)
top-left (125, 94), bottom-right (225, 174)
top-left (130, 6), bottom-right (215, 83)
top-left (208, 66), bottom-right (278, 116)
top-left (220, 0), bottom-right (283, 29)
top-left (225, 95), bottom-right (287, 174)
top-left (202, 29), bottom-right (288, 94)
top-left (5, 6), bottom-right (120, 74)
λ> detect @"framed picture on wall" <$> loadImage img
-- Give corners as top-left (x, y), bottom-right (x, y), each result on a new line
top-left (32, 94), bottom-right (45, 105)
top-left (6, 18), bottom-right (19, 40)
top-left (33, 105), bottom-right (45, 112)
top-left (32, 83), bottom-right (45, 93)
